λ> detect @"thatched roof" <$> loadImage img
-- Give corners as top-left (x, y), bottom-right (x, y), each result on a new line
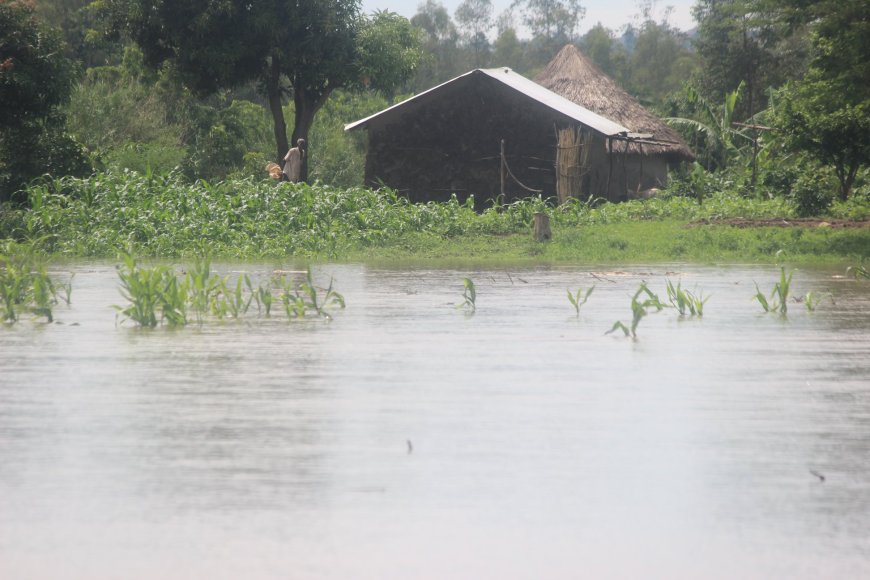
top-left (535, 44), bottom-right (695, 161)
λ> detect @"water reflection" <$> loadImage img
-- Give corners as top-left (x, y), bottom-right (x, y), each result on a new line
top-left (1, 263), bottom-right (869, 578)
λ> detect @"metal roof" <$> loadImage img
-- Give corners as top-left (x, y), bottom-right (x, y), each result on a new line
top-left (344, 67), bottom-right (630, 137)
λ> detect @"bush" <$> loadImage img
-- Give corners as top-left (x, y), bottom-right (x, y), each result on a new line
top-left (790, 169), bottom-right (836, 217)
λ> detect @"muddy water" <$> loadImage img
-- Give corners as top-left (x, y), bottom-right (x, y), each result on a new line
top-left (1, 263), bottom-right (869, 579)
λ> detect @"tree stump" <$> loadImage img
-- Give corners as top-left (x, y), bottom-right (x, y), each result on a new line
top-left (533, 212), bottom-right (551, 242)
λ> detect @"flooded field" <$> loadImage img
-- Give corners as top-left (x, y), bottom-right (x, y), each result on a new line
top-left (1, 262), bottom-right (869, 579)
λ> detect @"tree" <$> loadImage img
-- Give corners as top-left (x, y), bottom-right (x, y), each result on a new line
top-left (510, 0), bottom-right (584, 46)
top-left (692, 0), bottom-right (807, 121)
top-left (626, 11), bottom-right (697, 104)
top-left (666, 83), bottom-right (754, 172)
top-left (455, 0), bottom-right (493, 66)
top-left (773, 0), bottom-right (870, 199)
top-left (1, 0), bottom-right (90, 202)
top-left (410, 0), bottom-right (462, 90)
top-left (96, 0), bottom-right (421, 180)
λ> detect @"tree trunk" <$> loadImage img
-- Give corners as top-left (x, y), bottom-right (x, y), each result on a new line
top-left (292, 86), bottom-right (332, 184)
top-left (266, 55), bottom-right (289, 165)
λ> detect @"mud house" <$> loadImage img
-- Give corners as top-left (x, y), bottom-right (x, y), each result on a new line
top-left (345, 56), bottom-right (693, 207)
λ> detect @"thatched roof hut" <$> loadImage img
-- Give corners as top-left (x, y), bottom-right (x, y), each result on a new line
top-left (535, 44), bottom-right (695, 162)
top-left (346, 60), bottom-right (692, 205)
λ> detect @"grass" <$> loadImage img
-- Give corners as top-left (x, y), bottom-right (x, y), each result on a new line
top-left (1, 170), bottom-right (868, 264)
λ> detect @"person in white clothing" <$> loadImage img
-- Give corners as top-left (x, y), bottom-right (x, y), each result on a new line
top-left (282, 138), bottom-right (306, 182)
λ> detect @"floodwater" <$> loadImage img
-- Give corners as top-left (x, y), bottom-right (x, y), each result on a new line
top-left (1, 262), bottom-right (869, 579)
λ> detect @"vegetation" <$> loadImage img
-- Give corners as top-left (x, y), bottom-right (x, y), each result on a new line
top-left (665, 279), bottom-right (709, 317)
top-left (607, 282), bottom-right (667, 338)
top-left (0, 1), bottom-right (90, 202)
top-left (95, 0), bottom-right (422, 175)
top-left (2, 0), bottom-right (869, 265)
top-left (0, 240), bottom-right (70, 323)
top-left (459, 277), bottom-right (477, 312)
top-left (567, 285), bottom-right (594, 316)
top-left (753, 266), bottom-right (794, 315)
top-left (1, 170), bottom-right (868, 263)
top-left (114, 256), bottom-right (344, 327)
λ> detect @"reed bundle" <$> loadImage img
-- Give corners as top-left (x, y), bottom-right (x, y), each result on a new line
top-left (556, 127), bottom-right (591, 204)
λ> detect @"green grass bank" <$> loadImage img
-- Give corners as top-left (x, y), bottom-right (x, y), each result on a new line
top-left (1, 171), bottom-right (868, 265)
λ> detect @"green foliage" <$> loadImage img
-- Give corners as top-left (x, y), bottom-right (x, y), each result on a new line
top-left (753, 266), bottom-right (793, 315)
top-left (114, 256), bottom-right (344, 327)
top-left (790, 168), bottom-right (836, 217)
top-left (356, 11), bottom-right (424, 95)
top-left (567, 285), bottom-right (594, 316)
top-left (772, 0), bottom-right (870, 200)
top-left (5, 170), bottom-right (869, 264)
top-left (607, 282), bottom-right (666, 338)
top-left (460, 277), bottom-right (477, 312)
top-left (666, 279), bottom-right (709, 316)
top-left (114, 254), bottom-right (186, 327)
top-left (97, 0), bottom-right (422, 174)
top-left (801, 291), bottom-right (832, 312)
top-left (666, 83), bottom-right (753, 172)
top-left (0, 240), bottom-right (67, 323)
top-left (776, 80), bottom-right (870, 200)
top-left (0, 1), bottom-right (91, 202)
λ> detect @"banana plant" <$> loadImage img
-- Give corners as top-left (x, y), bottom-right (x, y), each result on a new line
top-left (665, 82), bottom-right (754, 171)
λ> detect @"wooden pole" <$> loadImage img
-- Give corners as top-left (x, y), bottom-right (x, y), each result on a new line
top-left (533, 212), bottom-right (551, 242)
top-left (500, 139), bottom-right (505, 200)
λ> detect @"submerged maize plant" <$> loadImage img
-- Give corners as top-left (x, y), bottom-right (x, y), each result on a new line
top-left (278, 269), bottom-right (345, 320)
top-left (459, 277), bottom-right (477, 312)
top-left (0, 241), bottom-right (68, 324)
top-left (115, 256), bottom-right (344, 327)
top-left (666, 279), bottom-right (709, 317)
top-left (607, 282), bottom-right (666, 338)
top-left (753, 267), bottom-right (793, 315)
top-left (567, 285), bottom-right (594, 316)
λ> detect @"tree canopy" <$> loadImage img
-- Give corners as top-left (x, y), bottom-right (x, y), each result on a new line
top-left (1, 0), bottom-right (90, 202)
top-left (96, 0), bottom-right (422, 179)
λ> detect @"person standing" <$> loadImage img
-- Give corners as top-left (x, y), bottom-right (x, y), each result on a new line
top-left (282, 138), bottom-right (306, 183)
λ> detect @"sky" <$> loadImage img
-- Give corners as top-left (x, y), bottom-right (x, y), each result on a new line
top-left (360, 0), bottom-right (698, 34)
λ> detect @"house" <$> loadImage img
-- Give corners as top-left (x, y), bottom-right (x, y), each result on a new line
top-left (345, 60), bottom-right (690, 207)
top-left (535, 44), bottom-right (695, 197)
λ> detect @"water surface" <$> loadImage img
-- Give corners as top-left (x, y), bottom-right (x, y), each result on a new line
top-left (1, 263), bottom-right (869, 579)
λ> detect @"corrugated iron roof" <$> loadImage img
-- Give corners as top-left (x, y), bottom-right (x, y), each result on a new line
top-left (344, 67), bottom-right (630, 137)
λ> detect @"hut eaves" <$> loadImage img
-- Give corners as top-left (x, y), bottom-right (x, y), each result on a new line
top-left (345, 67), bottom-right (630, 137)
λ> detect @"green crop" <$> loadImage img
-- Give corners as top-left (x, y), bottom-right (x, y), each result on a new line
top-left (0, 240), bottom-right (66, 323)
top-left (567, 285), bottom-right (595, 316)
top-left (666, 279), bottom-right (709, 316)
top-left (753, 266), bottom-right (793, 315)
top-left (459, 277), bottom-right (477, 313)
top-left (607, 282), bottom-right (667, 338)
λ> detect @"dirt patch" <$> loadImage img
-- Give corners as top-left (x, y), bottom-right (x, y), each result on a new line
top-left (690, 218), bottom-right (870, 229)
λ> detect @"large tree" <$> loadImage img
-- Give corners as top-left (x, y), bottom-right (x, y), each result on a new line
top-left (774, 0), bottom-right (870, 199)
top-left (96, 0), bottom-right (421, 181)
top-left (692, 0), bottom-right (808, 120)
top-left (1, 0), bottom-right (90, 202)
